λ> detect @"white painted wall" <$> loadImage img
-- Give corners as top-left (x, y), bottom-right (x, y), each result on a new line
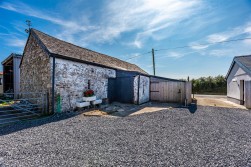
top-left (227, 63), bottom-right (251, 101)
top-left (133, 75), bottom-right (139, 104)
top-left (53, 58), bottom-right (116, 112)
top-left (133, 75), bottom-right (150, 104)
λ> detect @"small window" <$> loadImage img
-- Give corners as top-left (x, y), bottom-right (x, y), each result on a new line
top-left (88, 80), bottom-right (91, 89)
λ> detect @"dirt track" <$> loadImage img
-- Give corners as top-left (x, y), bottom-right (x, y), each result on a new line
top-left (194, 94), bottom-right (246, 109)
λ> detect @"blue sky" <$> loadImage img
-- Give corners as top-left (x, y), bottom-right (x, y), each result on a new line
top-left (1, 0), bottom-right (251, 79)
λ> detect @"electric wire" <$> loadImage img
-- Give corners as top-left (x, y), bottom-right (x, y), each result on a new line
top-left (125, 37), bottom-right (251, 60)
top-left (155, 37), bottom-right (251, 51)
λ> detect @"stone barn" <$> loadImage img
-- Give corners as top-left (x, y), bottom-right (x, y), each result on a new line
top-left (20, 29), bottom-right (151, 113)
top-left (20, 29), bottom-right (191, 113)
top-left (226, 55), bottom-right (251, 108)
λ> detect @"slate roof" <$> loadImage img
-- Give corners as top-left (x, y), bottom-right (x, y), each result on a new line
top-left (30, 29), bottom-right (148, 74)
top-left (226, 55), bottom-right (251, 78)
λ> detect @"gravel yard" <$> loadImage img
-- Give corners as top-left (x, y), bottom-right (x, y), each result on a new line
top-left (194, 94), bottom-right (246, 109)
top-left (1, 106), bottom-right (251, 166)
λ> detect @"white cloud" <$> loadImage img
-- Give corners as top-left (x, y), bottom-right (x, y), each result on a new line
top-left (7, 38), bottom-right (26, 47)
top-left (188, 22), bottom-right (251, 57)
top-left (0, 33), bottom-right (9, 36)
top-left (189, 43), bottom-right (210, 50)
top-left (82, 0), bottom-right (203, 47)
top-left (167, 52), bottom-right (184, 59)
top-left (0, 1), bottom-right (101, 48)
top-left (189, 22), bottom-right (251, 49)
top-left (157, 50), bottom-right (201, 60)
top-left (0, 24), bottom-right (27, 49)
top-left (206, 23), bottom-right (251, 43)
top-left (0, 2), bottom-right (95, 32)
top-left (125, 53), bottom-right (142, 62)
top-left (244, 25), bottom-right (251, 34)
top-left (207, 34), bottom-right (229, 43)
top-left (243, 38), bottom-right (251, 45)
top-left (0, 0), bottom-right (204, 48)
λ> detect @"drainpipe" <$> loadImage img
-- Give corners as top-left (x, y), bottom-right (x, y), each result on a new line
top-left (51, 55), bottom-right (56, 114)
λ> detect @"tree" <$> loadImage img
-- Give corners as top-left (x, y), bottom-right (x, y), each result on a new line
top-left (192, 75), bottom-right (226, 95)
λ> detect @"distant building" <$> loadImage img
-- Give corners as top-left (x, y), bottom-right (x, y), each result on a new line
top-left (1, 53), bottom-right (22, 94)
top-left (226, 55), bottom-right (251, 108)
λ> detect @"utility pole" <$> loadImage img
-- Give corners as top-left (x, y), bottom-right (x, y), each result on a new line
top-left (152, 48), bottom-right (156, 76)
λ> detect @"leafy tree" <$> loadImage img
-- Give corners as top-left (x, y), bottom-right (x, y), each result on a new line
top-left (191, 75), bottom-right (227, 95)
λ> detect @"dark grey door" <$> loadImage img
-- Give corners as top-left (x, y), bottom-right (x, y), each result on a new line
top-left (108, 77), bottom-right (134, 103)
top-left (240, 80), bottom-right (244, 105)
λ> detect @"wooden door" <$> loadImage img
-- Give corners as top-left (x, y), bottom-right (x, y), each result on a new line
top-left (150, 81), bottom-right (185, 103)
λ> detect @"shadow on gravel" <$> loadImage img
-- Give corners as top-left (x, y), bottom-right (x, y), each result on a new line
top-left (0, 113), bottom-right (78, 136)
top-left (188, 104), bottom-right (197, 113)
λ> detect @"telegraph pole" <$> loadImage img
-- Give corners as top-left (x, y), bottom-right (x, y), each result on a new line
top-left (152, 48), bottom-right (156, 76)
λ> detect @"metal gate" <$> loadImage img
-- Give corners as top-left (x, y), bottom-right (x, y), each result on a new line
top-left (0, 92), bottom-right (48, 126)
top-left (150, 81), bottom-right (186, 103)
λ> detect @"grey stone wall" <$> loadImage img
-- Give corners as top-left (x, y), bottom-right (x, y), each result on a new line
top-left (20, 35), bottom-right (51, 95)
top-left (54, 58), bottom-right (116, 112)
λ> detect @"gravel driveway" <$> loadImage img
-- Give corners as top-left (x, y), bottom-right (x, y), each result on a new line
top-left (194, 94), bottom-right (246, 109)
top-left (1, 106), bottom-right (251, 166)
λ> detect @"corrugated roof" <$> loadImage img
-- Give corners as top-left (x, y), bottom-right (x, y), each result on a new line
top-left (31, 29), bottom-right (148, 74)
top-left (226, 55), bottom-right (251, 78)
top-left (2, 53), bottom-right (22, 65)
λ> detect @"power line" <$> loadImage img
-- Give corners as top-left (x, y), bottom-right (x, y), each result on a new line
top-left (155, 37), bottom-right (251, 52)
top-left (125, 51), bottom-right (151, 61)
top-left (157, 50), bottom-right (200, 59)
top-left (125, 37), bottom-right (251, 61)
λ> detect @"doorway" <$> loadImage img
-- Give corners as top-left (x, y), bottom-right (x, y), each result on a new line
top-left (240, 80), bottom-right (244, 105)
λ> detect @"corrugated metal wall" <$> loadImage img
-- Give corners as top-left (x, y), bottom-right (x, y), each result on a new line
top-left (13, 57), bottom-right (21, 94)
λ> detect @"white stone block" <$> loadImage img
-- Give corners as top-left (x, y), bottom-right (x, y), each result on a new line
top-left (83, 96), bottom-right (96, 102)
top-left (76, 101), bottom-right (90, 108)
top-left (91, 99), bottom-right (102, 105)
